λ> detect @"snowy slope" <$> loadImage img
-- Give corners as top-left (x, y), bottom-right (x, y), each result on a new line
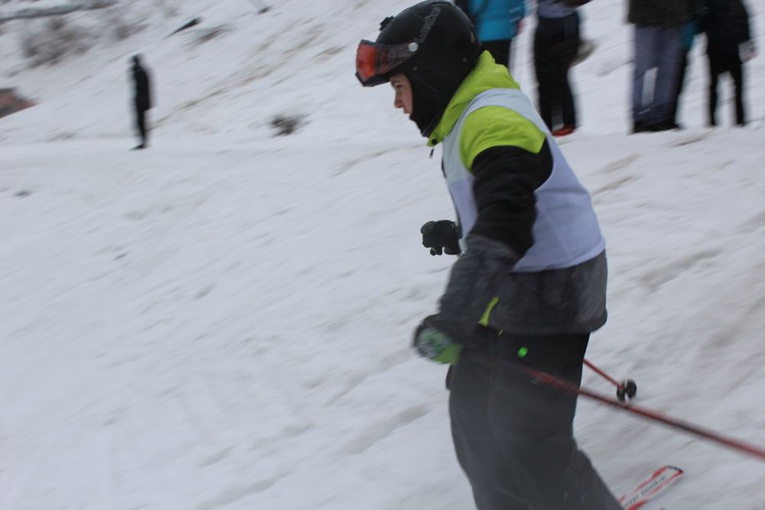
top-left (1, 1), bottom-right (765, 509)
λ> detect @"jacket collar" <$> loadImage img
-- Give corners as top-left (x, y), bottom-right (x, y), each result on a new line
top-left (427, 51), bottom-right (522, 147)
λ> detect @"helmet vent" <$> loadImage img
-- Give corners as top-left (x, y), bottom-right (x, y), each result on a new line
top-left (417, 7), bottom-right (441, 43)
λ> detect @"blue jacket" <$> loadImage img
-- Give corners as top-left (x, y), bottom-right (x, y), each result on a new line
top-left (464, 0), bottom-right (526, 42)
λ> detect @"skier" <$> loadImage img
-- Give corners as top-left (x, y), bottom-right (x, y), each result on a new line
top-left (130, 54), bottom-right (152, 150)
top-left (355, 2), bottom-right (621, 508)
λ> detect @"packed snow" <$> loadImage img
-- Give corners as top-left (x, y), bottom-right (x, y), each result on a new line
top-left (1, 0), bottom-right (764, 508)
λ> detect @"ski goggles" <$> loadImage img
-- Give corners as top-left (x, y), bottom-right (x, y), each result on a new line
top-left (355, 40), bottom-right (420, 87)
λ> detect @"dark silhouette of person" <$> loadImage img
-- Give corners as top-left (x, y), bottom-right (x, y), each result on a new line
top-left (702, 0), bottom-right (755, 127)
top-left (130, 54), bottom-right (152, 149)
top-left (534, 0), bottom-right (588, 136)
top-left (628, 0), bottom-right (700, 133)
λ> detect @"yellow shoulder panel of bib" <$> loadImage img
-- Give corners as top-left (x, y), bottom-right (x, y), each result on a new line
top-left (459, 107), bottom-right (546, 171)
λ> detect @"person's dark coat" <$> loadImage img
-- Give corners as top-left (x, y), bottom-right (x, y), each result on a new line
top-left (132, 61), bottom-right (152, 112)
top-left (702, 0), bottom-right (752, 56)
top-left (628, 0), bottom-right (700, 27)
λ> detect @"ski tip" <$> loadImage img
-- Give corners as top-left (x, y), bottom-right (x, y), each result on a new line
top-left (619, 465), bottom-right (685, 510)
top-left (662, 465), bottom-right (684, 475)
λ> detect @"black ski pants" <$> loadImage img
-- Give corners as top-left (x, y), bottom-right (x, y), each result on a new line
top-left (707, 50), bottom-right (746, 126)
top-left (449, 328), bottom-right (622, 510)
top-left (533, 13), bottom-right (580, 130)
top-left (134, 105), bottom-right (149, 146)
top-left (482, 39), bottom-right (514, 70)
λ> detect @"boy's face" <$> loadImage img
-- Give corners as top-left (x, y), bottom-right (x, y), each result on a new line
top-left (390, 74), bottom-right (413, 115)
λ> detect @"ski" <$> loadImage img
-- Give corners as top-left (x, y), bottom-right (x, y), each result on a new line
top-left (618, 465), bottom-right (684, 510)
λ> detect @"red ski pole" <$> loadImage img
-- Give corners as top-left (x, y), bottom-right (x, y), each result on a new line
top-left (523, 365), bottom-right (765, 462)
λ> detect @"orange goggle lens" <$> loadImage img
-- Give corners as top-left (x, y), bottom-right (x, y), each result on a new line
top-left (355, 40), bottom-right (418, 87)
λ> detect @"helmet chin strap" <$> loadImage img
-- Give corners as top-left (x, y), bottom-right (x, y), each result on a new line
top-left (407, 68), bottom-right (459, 137)
top-left (408, 77), bottom-right (442, 136)
top-left (413, 106), bottom-right (445, 138)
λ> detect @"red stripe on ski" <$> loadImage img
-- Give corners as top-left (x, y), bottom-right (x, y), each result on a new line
top-left (618, 465), bottom-right (684, 510)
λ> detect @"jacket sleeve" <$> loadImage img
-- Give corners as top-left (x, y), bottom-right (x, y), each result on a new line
top-left (436, 141), bottom-right (554, 335)
top-left (438, 233), bottom-right (518, 335)
top-left (469, 140), bottom-right (553, 257)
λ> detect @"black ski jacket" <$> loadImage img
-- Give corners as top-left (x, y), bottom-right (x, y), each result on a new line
top-left (132, 63), bottom-right (152, 111)
top-left (702, 0), bottom-right (753, 55)
top-left (628, 0), bottom-right (699, 27)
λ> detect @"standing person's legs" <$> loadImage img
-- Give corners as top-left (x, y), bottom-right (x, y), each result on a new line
top-left (482, 39), bottom-right (512, 69)
top-left (669, 48), bottom-right (690, 127)
top-left (632, 26), bottom-right (659, 131)
top-left (135, 107), bottom-right (147, 147)
top-left (536, 16), bottom-right (575, 130)
top-left (141, 110), bottom-right (149, 146)
top-left (559, 12), bottom-right (581, 129)
top-left (729, 55), bottom-right (746, 125)
top-left (652, 26), bottom-right (683, 127)
top-left (707, 53), bottom-right (723, 126)
top-left (534, 17), bottom-right (558, 130)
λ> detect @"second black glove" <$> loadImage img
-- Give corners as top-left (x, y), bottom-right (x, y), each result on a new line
top-left (421, 220), bottom-right (461, 256)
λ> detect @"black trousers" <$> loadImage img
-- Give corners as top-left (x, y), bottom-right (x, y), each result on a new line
top-left (449, 329), bottom-right (622, 510)
top-left (533, 13), bottom-right (580, 130)
top-left (707, 50), bottom-right (746, 126)
top-left (483, 39), bottom-right (514, 69)
top-left (134, 107), bottom-right (149, 145)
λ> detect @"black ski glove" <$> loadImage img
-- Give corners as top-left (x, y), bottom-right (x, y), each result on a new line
top-left (421, 220), bottom-right (461, 256)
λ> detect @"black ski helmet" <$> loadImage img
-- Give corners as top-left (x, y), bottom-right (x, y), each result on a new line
top-left (356, 1), bottom-right (481, 136)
